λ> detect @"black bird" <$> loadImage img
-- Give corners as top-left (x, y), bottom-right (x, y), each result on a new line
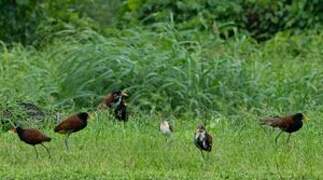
top-left (194, 124), bottom-right (213, 159)
top-left (261, 113), bottom-right (308, 143)
top-left (12, 126), bottom-right (51, 158)
top-left (114, 96), bottom-right (127, 122)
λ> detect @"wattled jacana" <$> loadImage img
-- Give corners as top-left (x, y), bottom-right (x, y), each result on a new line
top-left (114, 96), bottom-right (127, 122)
top-left (54, 112), bottom-right (89, 150)
top-left (98, 90), bottom-right (128, 109)
top-left (194, 124), bottom-right (213, 159)
top-left (98, 90), bottom-right (128, 122)
top-left (261, 112), bottom-right (307, 143)
top-left (12, 126), bottom-right (51, 158)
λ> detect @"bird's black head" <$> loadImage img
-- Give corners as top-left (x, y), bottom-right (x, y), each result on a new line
top-left (111, 90), bottom-right (128, 105)
top-left (77, 112), bottom-right (89, 121)
top-left (111, 90), bottom-right (122, 96)
top-left (112, 91), bottom-right (122, 103)
top-left (15, 126), bottom-right (23, 134)
top-left (111, 90), bottom-right (128, 97)
top-left (293, 113), bottom-right (304, 121)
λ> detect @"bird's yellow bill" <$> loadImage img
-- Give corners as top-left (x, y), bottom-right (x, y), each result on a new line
top-left (304, 115), bottom-right (309, 122)
top-left (122, 92), bottom-right (128, 97)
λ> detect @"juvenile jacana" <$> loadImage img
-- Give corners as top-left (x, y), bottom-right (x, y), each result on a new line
top-left (54, 112), bottom-right (89, 150)
top-left (160, 121), bottom-right (173, 140)
top-left (12, 126), bottom-right (51, 158)
top-left (261, 113), bottom-right (307, 143)
top-left (98, 90), bottom-right (128, 109)
top-left (194, 124), bottom-right (213, 159)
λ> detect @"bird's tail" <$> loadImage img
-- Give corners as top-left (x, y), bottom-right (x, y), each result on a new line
top-left (260, 117), bottom-right (280, 127)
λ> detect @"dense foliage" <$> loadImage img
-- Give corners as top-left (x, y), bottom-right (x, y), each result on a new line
top-left (121, 0), bottom-right (323, 40)
top-left (1, 0), bottom-right (323, 45)
top-left (0, 0), bottom-right (121, 46)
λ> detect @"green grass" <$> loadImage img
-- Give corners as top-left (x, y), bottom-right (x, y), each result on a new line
top-left (0, 112), bottom-right (322, 179)
top-left (1, 26), bottom-right (323, 178)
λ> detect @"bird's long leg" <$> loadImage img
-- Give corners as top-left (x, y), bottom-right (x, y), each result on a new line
top-left (275, 131), bottom-right (283, 144)
top-left (164, 135), bottom-right (169, 143)
top-left (122, 121), bottom-right (127, 136)
top-left (65, 133), bottom-right (71, 151)
top-left (286, 134), bottom-right (291, 143)
top-left (207, 152), bottom-right (212, 163)
top-left (33, 146), bottom-right (39, 159)
top-left (40, 144), bottom-right (51, 158)
top-left (200, 150), bottom-right (205, 160)
top-left (95, 112), bottom-right (102, 144)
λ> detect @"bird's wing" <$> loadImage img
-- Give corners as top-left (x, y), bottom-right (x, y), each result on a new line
top-left (261, 116), bottom-right (293, 129)
top-left (206, 133), bottom-right (213, 147)
top-left (24, 129), bottom-right (50, 142)
top-left (54, 116), bottom-right (81, 133)
top-left (103, 94), bottom-right (114, 107)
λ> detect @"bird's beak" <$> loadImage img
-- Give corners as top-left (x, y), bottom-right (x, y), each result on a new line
top-left (122, 92), bottom-right (128, 97)
top-left (8, 128), bottom-right (16, 134)
top-left (304, 115), bottom-right (309, 122)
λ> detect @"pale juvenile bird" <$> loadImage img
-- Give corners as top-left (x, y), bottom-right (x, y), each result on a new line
top-left (160, 121), bottom-right (173, 140)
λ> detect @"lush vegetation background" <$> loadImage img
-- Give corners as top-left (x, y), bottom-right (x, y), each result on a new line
top-left (0, 0), bottom-right (322, 178)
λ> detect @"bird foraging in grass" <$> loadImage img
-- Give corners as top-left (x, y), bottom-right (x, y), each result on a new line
top-left (110, 91), bottom-right (128, 122)
top-left (160, 120), bottom-right (173, 140)
top-left (261, 113), bottom-right (308, 143)
top-left (98, 90), bottom-right (128, 122)
top-left (114, 99), bottom-right (127, 122)
top-left (194, 124), bottom-right (213, 159)
top-left (98, 90), bottom-right (128, 109)
top-left (54, 112), bottom-right (89, 150)
top-left (12, 126), bottom-right (51, 158)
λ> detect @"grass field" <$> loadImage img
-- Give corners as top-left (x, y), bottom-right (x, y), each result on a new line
top-left (0, 111), bottom-right (322, 179)
top-left (1, 27), bottom-right (323, 179)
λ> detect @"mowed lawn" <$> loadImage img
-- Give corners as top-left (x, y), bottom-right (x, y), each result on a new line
top-left (0, 111), bottom-right (322, 179)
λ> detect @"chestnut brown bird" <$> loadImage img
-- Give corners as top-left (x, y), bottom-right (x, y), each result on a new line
top-left (13, 126), bottom-right (51, 158)
top-left (160, 120), bottom-right (173, 139)
top-left (54, 112), bottom-right (89, 150)
top-left (261, 113), bottom-right (308, 143)
top-left (98, 90), bottom-right (128, 109)
top-left (194, 124), bottom-right (213, 159)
